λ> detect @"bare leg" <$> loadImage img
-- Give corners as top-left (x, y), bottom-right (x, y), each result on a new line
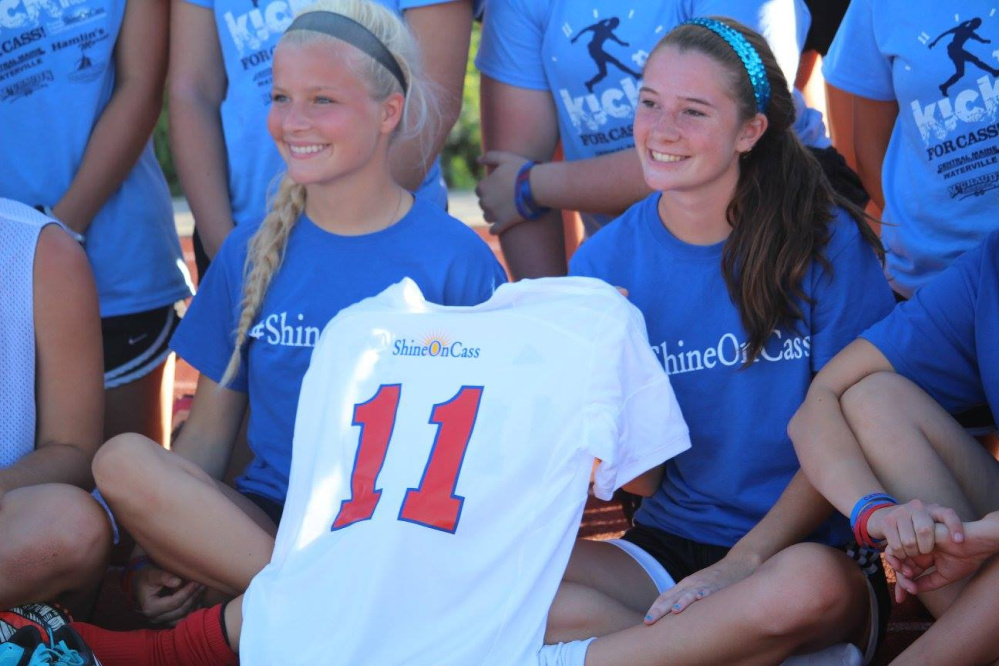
top-left (547, 539), bottom-right (660, 642)
top-left (582, 543), bottom-right (870, 665)
top-left (93, 434), bottom-right (275, 595)
top-left (223, 596), bottom-right (243, 652)
top-left (104, 355), bottom-right (176, 449)
top-left (890, 553), bottom-right (999, 665)
top-left (841, 372), bottom-right (999, 616)
top-left (0, 484), bottom-right (111, 612)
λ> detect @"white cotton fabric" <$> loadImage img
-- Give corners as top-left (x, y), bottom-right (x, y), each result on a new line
top-left (241, 277), bottom-right (691, 666)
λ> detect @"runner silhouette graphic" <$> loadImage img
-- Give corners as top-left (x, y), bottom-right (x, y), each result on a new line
top-left (929, 17), bottom-right (999, 96)
top-left (571, 17), bottom-right (641, 93)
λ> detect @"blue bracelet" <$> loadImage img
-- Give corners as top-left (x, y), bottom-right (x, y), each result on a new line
top-left (849, 493), bottom-right (898, 528)
top-left (513, 161), bottom-right (550, 221)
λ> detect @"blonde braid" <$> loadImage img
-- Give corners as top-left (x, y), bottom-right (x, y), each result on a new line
top-left (220, 177), bottom-right (307, 387)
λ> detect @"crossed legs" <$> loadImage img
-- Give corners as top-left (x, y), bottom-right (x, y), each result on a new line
top-left (840, 372), bottom-right (999, 664)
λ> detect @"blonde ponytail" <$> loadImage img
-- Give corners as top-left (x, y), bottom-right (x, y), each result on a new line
top-left (220, 177), bottom-right (307, 387)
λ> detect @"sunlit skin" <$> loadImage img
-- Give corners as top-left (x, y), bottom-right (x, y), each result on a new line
top-left (634, 46), bottom-right (766, 245)
top-left (267, 40), bottom-right (407, 233)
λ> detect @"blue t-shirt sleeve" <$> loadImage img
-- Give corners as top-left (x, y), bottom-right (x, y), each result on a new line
top-left (169, 232), bottom-right (249, 392)
top-left (809, 213), bottom-right (895, 371)
top-left (822, 0), bottom-right (894, 101)
top-left (475, 0), bottom-right (550, 90)
top-left (443, 242), bottom-right (508, 305)
top-left (862, 238), bottom-right (989, 413)
top-left (184, 0), bottom-right (212, 8)
top-left (569, 244), bottom-right (600, 279)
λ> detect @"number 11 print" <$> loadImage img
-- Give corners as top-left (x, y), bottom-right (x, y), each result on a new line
top-left (331, 385), bottom-right (483, 534)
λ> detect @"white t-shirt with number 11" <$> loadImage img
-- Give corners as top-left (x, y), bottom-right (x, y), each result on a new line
top-left (240, 276), bottom-right (691, 665)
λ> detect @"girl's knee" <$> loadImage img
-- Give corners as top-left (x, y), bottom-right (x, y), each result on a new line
top-left (841, 371), bottom-right (908, 424)
top-left (0, 485), bottom-right (111, 584)
top-left (92, 433), bottom-right (163, 502)
top-left (754, 544), bottom-right (867, 639)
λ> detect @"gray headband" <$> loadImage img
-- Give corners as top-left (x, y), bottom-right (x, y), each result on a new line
top-left (286, 11), bottom-right (408, 93)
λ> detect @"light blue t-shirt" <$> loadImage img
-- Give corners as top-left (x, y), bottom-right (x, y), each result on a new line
top-left (0, 0), bottom-right (193, 317)
top-left (863, 229), bottom-right (999, 418)
top-left (476, 0), bottom-right (823, 233)
top-left (170, 197), bottom-right (507, 503)
top-left (186, 0), bottom-right (455, 227)
top-left (824, 0), bottom-right (999, 297)
top-left (571, 195), bottom-right (895, 547)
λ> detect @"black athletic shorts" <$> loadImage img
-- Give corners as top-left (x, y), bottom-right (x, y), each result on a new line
top-left (241, 491), bottom-right (285, 527)
top-left (102, 305), bottom-right (181, 389)
top-left (804, 0), bottom-right (852, 56)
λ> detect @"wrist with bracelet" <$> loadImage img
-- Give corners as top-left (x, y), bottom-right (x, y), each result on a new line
top-left (850, 492), bottom-right (898, 550)
top-left (513, 160), bottom-right (551, 221)
top-left (120, 555), bottom-right (154, 607)
top-left (34, 204), bottom-right (85, 244)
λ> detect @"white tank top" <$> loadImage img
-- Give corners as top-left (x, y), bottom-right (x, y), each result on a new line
top-left (0, 199), bottom-right (56, 467)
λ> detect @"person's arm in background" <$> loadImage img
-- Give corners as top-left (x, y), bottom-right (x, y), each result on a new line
top-left (168, 1), bottom-right (234, 260)
top-left (0, 227), bottom-right (103, 498)
top-left (51, 0), bottom-right (169, 235)
top-left (478, 76), bottom-right (566, 278)
top-left (852, 97), bottom-right (897, 212)
top-left (394, 0), bottom-right (473, 191)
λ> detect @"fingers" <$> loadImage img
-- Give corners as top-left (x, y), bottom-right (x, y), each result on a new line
top-left (476, 151), bottom-right (507, 168)
top-left (643, 590), bottom-right (677, 624)
top-left (136, 568), bottom-right (204, 621)
top-left (670, 587), bottom-right (708, 614)
top-left (912, 508), bottom-right (937, 555)
top-left (929, 506), bottom-right (964, 544)
top-left (880, 501), bottom-right (936, 559)
top-left (616, 287), bottom-right (629, 298)
top-left (909, 569), bottom-right (951, 595)
top-left (893, 571), bottom-right (913, 603)
top-left (644, 585), bottom-right (711, 624)
top-left (150, 585), bottom-right (206, 626)
top-left (488, 216), bottom-right (524, 237)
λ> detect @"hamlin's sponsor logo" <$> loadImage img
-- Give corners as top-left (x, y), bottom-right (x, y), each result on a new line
top-left (392, 332), bottom-right (480, 359)
top-left (51, 26), bottom-right (107, 52)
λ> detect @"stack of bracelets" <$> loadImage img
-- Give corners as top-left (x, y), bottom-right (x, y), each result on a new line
top-left (513, 161), bottom-right (551, 221)
top-left (850, 492), bottom-right (899, 550)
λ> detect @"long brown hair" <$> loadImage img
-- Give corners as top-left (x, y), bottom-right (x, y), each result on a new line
top-left (655, 19), bottom-right (883, 364)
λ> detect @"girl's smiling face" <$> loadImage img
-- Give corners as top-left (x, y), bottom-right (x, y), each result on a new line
top-left (634, 45), bottom-right (766, 198)
top-left (267, 39), bottom-right (402, 190)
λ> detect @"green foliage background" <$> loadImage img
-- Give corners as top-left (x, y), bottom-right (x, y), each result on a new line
top-left (153, 25), bottom-right (483, 196)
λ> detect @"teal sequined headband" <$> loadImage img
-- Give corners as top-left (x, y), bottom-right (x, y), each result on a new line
top-left (680, 18), bottom-right (770, 113)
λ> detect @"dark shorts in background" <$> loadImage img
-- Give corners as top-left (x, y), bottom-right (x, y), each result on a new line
top-left (241, 491), bottom-right (285, 528)
top-left (102, 305), bottom-right (180, 389)
top-left (804, 0), bottom-right (852, 56)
